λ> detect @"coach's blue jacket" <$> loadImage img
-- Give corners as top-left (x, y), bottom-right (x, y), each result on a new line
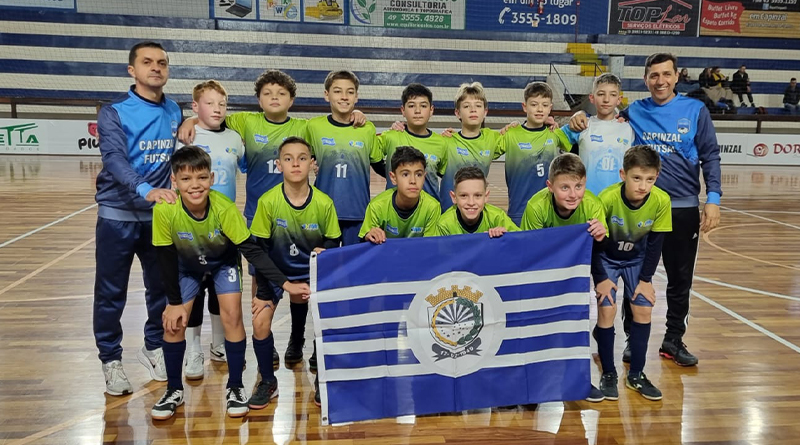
top-left (95, 86), bottom-right (181, 221)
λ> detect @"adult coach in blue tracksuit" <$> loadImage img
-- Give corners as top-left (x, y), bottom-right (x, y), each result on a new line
top-left (94, 41), bottom-right (182, 395)
top-left (572, 53), bottom-right (721, 367)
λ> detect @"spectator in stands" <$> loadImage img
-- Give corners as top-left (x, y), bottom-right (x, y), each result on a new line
top-left (704, 67), bottom-right (734, 107)
top-left (731, 65), bottom-right (755, 108)
top-left (678, 68), bottom-right (692, 83)
top-left (677, 68), bottom-right (699, 94)
top-left (698, 68), bottom-right (713, 89)
top-left (784, 78), bottom-right (800, 113)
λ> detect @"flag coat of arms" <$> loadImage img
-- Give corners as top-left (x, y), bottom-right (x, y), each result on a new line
top-left (310, 224), bottom-right (592, 425)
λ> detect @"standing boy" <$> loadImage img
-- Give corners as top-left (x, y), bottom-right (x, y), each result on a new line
top-left (593, 145), bottom-right (671, 402)
top-left (437, 166), bottom-right (518, 236)
top-left (304, 70), bottom-right (384, 246)
top-left (248, 137), bottom-right (341, 408)
top-left (498, 82), bottom-right (572, 225)
top-left (377, 83), bottom-right (448, 201)
top-left (94, 41), bottom-right (180, 395)
top-left (360, 146), bottom-right (441, 243)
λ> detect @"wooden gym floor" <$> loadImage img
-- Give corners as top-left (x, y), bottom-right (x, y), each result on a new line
top-left (1, 155), bottom-right (799, 445)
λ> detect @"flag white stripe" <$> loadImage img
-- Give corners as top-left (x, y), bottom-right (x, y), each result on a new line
top-left (315, 264), bottom-right (590, 304)
top-left (321, 319), bottom-right (590, 355)
top-left (322, 347), bottom-right (590, 382)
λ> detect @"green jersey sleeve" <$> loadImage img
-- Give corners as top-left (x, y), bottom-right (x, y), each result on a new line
top-left (368, 130), bottom-right (383, 163)
top-left (520, 200), bottom-right (547, 231)
top-left (421, 208), bottom-right (441, 237)
top-left (217, 199), bottom-right (251, 245)
top-left (652, 188), bottom-right (673, 232)
top-left (152, 201), bottom-right (175, 247)
top-left (224, 112), bottom-right (249, 136)
top-left (554, 128), bottom-right (573, 151)
top-left (358, 199), bottom-right (383, 238)
top-left (249, 196), bottom-right (273, 239)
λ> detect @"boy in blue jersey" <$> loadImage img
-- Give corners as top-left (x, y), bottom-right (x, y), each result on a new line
top-left (560, 74), bottom-right (634, 195)
top-left (151, 145), bottom-right (307, 420)
top-left (93, 41), bottom-right (181, 396)
top-left (593, 145), bottom-right (672, 402)
top-left (571, 53), bottom-right (722, 367)
top-left (247, 137), bottom-right (341, 409)
top-left (179, 80), bottom-right (246, 379)
top-left (304, 70), bottom-right (385, 246)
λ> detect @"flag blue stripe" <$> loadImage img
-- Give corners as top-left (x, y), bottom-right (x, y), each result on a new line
top-left (497, 332), bottom-right (590, 356)
top-left (318, 293), bottom-right (415, 319)
top-left (325, 359), bottom-right (590, 424)
top-left (322, 322), bottom-right (407, 338)
top-left (322, 329), bottom-right (407, 343)
top-left (496, 277), bottom-right (589, 302)
top-left (325, 349), bottom-right (421, 370)
top-left (316, 225), bottom-right (592, 291)
top-left (505, 307), bottom-right (590, 328)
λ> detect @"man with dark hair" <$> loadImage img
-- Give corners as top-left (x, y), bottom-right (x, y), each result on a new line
top-left (784, 78), bottom-right (799, 113)
top-left (94, 41), bottom-right (181, 395)
top-left (731, 65), bottom-right (755, 108)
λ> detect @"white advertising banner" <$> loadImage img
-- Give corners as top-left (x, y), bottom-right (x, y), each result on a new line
top-left (0, 119), bottom-right (99, 156)
top-left (717, 133), bottom-right (800, 166)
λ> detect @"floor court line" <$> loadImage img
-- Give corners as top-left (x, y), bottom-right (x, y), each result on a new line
top-left (0, 237), bottom-right (95, 297)
top-left (0, 203), bottom-right (97, 249)
top-left (701, 224), bottom-right (800, 272)
top-left (0, 288), bottom-right (144, 304)
top-left (720, 205), bottom-right (800, 231)
top-left (7, 310), bottom-right (294, 445)
top-left (654, 271), bottom-right (800, 356)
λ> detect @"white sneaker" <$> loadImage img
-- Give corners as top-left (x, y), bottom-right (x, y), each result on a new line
top-left (184, 351), bottom-right (205, 380)
top-left (137, 346), bottom-right (167, 382)
top-left (151, 387), bottom-right (184, 420)
top-left (209, 342), bottom-right (227, 362)
top-left (226, 386), bottom-right (249, 418)
top-left (102, 360), bottom-right (132, 396)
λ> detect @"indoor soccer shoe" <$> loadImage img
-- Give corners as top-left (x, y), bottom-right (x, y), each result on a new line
top-left (273, 346), bottom-right (280, 369)
top-left (284, 336), bottom-right (304, 365)
top-left (152, 387), bottom-right (184, 420)
top-left (622, 342), bottom-right (631, 363)
top-left (659, 338), bottom-right (698, 367)
top-left (102, 360), bottom-right (132, 396)
top-left (248, 377), bottom-right (279, 409)
top-left (137, 346), bottom-right (167, 382)
top-left (226, 386), bottom-right (250, 417)
top-left (585, 384), bottom-right (604, 403)
top-left (314, 375), bottom-right (321, 407)
top-left (626, 372), bottom-right (662, 401)
top-left (599, 372), bottom-right (619, 400)
top-left (184, 351), bottom-right (204, 380)
top-left (209, 342), bottom-right (226, 362)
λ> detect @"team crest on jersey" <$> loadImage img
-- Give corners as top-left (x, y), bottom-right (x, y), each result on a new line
top-left (254, 134), bottom-right (269, 144)
top-left (545, 139), bottom-right (553, 145)
top-left (611, 216), bottom-right (625, 226)
top-left (171, 120), bottom-right (178, 137)
top-left (677, 118), bottom-right (691, 135)
top-left (276, 218), bottom-right (288, 228)
top-left (426, 154), bottom-right (438, 162)
top-left (322, 137), bottom-right (336, 146)
top-left (177, 232), bottom-right (194, 241)
top-left (410, 227), bottom-right (423, 234)
top-left (637, 219), bottom-right (654, 228)
top-left (225, 147), bottom-right (238, 155)
top-left (386, 224), bottom-right (399, 235)
top-left (301, 223), bottom-right (319, 231)
top-left (590, 134), bottom-right (604, 143)
top-left (616, 137), bottom-right (630, 145)
top-left (518, 142), bottom-right (532, 150)
top-left (197, 144), bottom-right (212, 153)
top-left (349, 140), bottom-right (364, 148)
top-left (456, 147), bottom-right (469, 156)
top-left (207, 228), bottom-right (221, 240)
top-left (479, 150), bottom-right (491, 157)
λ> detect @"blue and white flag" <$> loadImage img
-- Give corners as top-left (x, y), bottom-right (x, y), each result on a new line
top-left (310, 224), bottom-right (592, 425)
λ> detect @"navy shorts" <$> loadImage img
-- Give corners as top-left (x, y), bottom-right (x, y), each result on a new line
top-left (179, 263), bottom-right (243, 304)
top-left (597, 256), bottom-right (653, 308)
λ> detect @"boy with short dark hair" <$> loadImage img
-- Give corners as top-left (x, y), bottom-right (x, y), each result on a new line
top-left (305, 70), bottom-right (384, 246)
top-left (151, 145), bottom-right (299, 420)
top-left (498, 81), bottom-right (572, 225)
top-left (593, 145), bottom-right (671, 402)
top-left (378, 83), bottom-right (448, 201)
top-left (437, 166), bottom-right (518, 237)
top-left (247, 136), bottom-right (341, 409)
top-left (360, 146), bottom-right (441, 243)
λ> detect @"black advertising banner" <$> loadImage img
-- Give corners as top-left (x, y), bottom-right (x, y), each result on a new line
top-left (609, 0), bottom-right (701, 36)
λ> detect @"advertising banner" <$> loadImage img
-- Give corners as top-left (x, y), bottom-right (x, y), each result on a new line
top-left (260, 0), bottom-right (301, 21)
top-left (0, 119), bottom-right (99, 156)
top-left (700, 0), bottom-right (800, 38)
top-left (0, 0), bottom-right (74, 9)
top-left (717, 133), bottom-right (800, 166)
top-left (465, 0), bottom-right (607, 35)
top-left (350, 0), bottom-right (465, 30)
top-left (608, 0), bottom-right (701, 36)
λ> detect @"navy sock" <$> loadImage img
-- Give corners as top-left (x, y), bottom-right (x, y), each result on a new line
top-left (224, 339), bottom-right (246, 389)
top-left (290, 302), bottom-right (308, 340)
top-left (595, 325), bottom-right (616, 376)
top-left (253, 334), bottom-right (275, 383)
top-left (162, 340), bottom-right (186, 390)
top-left (629, 321), bottom-right (651, 375)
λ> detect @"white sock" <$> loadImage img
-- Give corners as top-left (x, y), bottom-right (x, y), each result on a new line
top-left (210, 314), bottom-right (225, 347)
top-left (186, 326), bottom-right (202, 354)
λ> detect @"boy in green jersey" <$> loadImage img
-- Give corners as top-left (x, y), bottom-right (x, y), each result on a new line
top-left (378, 83), bottom-right (448, 201)
top-left (520, 152), bottom-right (608, 403)
top-left (360, 146), bottom-right (441, 243)
top-left (592, 145), bottom-right (671, 402)
top-left (437, 166), bottom-right (518, 237)
top-left (248, 137), bottom-right (341, 409)
top-left (498, 82), bottom-right (572, 225)
top-left (151, 146), bottom-right (306, 420)
top-left (305, 70), bottom-right (385, 246)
